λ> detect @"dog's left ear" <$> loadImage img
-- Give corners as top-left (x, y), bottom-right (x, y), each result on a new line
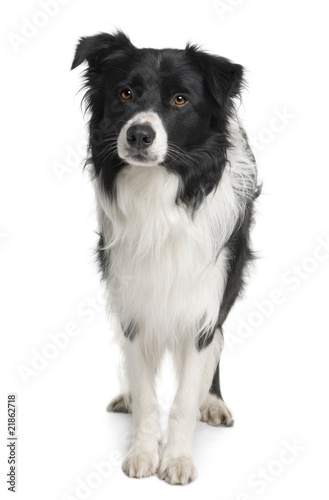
top-left (205, 56), bottom-right (244, 105)
top-left (187, 46), bottom-right (244, 107)
top-left (71, 31), bottom-right (133, 70)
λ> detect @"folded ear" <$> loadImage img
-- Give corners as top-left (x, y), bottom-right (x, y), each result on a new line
top-left (205, 56), bottom-right (244, 105)
top-left (71, 31), bottom-right (133, 70)
top-left (186, 45), bottom-right (244, 107)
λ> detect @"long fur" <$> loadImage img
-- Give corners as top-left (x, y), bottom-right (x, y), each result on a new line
top-left (72, 31), bottom-right (260, 484)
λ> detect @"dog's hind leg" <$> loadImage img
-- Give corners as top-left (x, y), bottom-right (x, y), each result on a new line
top-left (198, 328), bottom-right (234, 427)
top-left (107, 393), bottom-right (132, 413)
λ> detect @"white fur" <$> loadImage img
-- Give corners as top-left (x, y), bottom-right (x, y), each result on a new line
top-left (95, 113), bottom-right (257, 483)
top-left (96, 115), bottom-right (255, 349)
top-left (117, 111), bottom-right (168, 167)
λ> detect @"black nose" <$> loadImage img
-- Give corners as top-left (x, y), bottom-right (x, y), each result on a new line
top-left (126, 124), bottom-right (155, 149)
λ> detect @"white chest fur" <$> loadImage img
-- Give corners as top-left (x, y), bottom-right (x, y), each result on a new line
top-left (94, 119), bottom-right (256, 348)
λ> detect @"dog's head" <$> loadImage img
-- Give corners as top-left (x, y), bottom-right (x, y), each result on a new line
top-left (72, 31), bottom-right (244, 209)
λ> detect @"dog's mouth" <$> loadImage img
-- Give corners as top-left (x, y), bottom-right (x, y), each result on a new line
top-left (120, 149), bottom-right (161, 167)
top-left (129, 152), bottom-right (155, 163)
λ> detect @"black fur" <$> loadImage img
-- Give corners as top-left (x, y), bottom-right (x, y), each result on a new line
top-left (96, 232), bottom-right (107, 280)
top-left (72, 31), bottom-right (259, 402)
top-left (209, 363), bottom-right (223, 400)
top-left (122, 321), bottom-right (138, 341)
top-left (72, 31), bottom-right (245, 210)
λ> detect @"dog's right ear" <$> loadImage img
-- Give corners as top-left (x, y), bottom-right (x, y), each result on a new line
top-left (71, 31), bottom-right (133, 70)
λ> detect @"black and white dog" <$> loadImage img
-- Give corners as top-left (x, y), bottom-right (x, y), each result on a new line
top-left (72, 31), bottom-right (259, 485)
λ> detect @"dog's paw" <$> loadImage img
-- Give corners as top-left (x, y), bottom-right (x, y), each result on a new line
top-left (158, 455), bottom-right (196, 485)
top-left (106, 393), bottom-right (132, 413)
top-left (200, 393), bottom-right (234, 427)
top-left (122, 447), bottom-right (159, 478)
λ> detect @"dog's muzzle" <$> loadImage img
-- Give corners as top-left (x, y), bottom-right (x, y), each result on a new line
top-left (117, 112), bottom-right (168, 167)
top-left (126, 124), bottom-right (156, 150)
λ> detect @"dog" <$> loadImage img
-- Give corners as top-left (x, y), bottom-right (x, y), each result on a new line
top-left (71, 31), bottom-right (259, 485)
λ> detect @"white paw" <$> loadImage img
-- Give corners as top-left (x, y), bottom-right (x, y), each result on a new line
top-left (122, 447), bottom-right (159, 478)
top-left (158, 454), bottom-right (196, 485)
top-left (200, 393), bottom-right (234, 426)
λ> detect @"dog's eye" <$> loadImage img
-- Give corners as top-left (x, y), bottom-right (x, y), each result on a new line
top-left (120, 89), bottom-right (133, 100)
top-left (173, 95), bottom-right (187, 106)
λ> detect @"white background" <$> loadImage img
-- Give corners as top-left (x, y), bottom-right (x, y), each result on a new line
top-left (1, 1), bottom-right (329, 499)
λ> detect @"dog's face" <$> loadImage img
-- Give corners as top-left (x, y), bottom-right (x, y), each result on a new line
top-left (101, 48), bottom-right (218, 168)
top-left (72, 32), bottom-right (244, 208)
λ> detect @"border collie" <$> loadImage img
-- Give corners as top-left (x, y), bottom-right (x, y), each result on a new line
top-left (71, 31), bottom-right (259, 485)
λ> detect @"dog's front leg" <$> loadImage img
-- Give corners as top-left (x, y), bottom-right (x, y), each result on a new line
top-left (122, 337), bottom-right (161, 478)
top-left (158, 343), bottom-right (208, 485)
